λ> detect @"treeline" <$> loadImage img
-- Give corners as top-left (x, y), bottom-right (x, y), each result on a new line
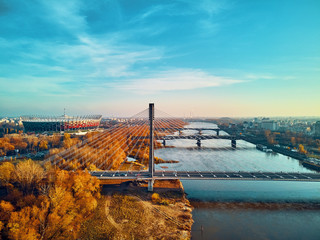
top-left (48, 120), bottom-right (186, 171)
top-left (0, 133), bottom-right (82, 157)
top-left (0, 159), bottom-right (100, 240)
top-left (48, 127), bottom-right (163, 171)
top-left (262, 130), bottom-right (320, 151)
top-left (0, 123), bottom-right (24, 138)
top-left (262, 130), bottom-right (315, 145)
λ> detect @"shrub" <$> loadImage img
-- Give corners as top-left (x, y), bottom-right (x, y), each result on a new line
top-left (151, 193), bottom-right (160, 203)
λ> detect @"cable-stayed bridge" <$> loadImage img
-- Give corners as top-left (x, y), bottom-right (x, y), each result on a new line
top-left (44, 103), bottom-right (320, 191)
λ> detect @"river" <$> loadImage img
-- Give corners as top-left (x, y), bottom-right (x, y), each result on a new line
top-left (154, 122), bottom-right (320, 240)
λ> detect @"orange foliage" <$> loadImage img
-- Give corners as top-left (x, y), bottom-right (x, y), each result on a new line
top-left (298, 144), bottom-right (307, 154)
top-left (14, 160), bottom-right (45, 194)
top-left (48, 120), bottom-right (186, 171)
top-left (0, 160), bottom-right (100, 240)
top-left (0, 162), bottom-right (15, 189)
top-left (0, 137), bottom-right (15, 156)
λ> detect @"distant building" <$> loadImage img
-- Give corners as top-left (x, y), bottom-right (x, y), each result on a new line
top-left (22, 115), bottom-right (102, 132)
top-left (315, 121), bottom-right (320, 136)
top-left (261, 120), bottom-right (278, 131)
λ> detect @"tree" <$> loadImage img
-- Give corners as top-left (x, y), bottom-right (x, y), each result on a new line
top-left (151, 193), bottom-right (160, 203)
top-left (7, 206), bottom-right (41, 240)
top-left (0, 162), bottom-right (15, 190)
top-left (0, 138), bottom-right (15, 156)
top-left (51, 135), bottom-right (61, 148)
top-left (37, 169), bottom-right (100, 239)
top-left (32, 137), bottom-right (39, 151)
top-left (14, 160), bottom-right (45, 194)
top-left (0, 160), bottom-right (101, 240)
top-left (63, 133), bottom-right (80, 149)
top-left (0, 201), bottom-right (15, 238)
top-left (39, 140), bottom-right (48, 150)
top-left (14, 141), bottom-right (27, 152)
top-left (298, 144), bottom-right (307, 154)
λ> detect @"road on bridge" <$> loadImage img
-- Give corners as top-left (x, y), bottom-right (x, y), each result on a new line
top-left (90, 171), bottom-right (320, 182)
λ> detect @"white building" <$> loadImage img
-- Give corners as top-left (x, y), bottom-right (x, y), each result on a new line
top-left (261, 120), bottom-right (278, 131)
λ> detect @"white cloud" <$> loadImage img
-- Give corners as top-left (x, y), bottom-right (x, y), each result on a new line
top-left (245, 74), bottom-right (275, 80)
top-left (245, 74), bottom-right (295, 81)
top-left (115, 69), bottom-right (244, 93)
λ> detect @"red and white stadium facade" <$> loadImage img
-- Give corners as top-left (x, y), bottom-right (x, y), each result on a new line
top-left (21, 115), bottom-right (102, 132)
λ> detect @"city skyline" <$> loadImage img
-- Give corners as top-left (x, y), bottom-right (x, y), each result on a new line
top-left (0, 0), bottom-right (319, 117)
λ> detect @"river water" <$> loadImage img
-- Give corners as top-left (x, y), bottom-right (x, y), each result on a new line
top-left (154, 122), bottom-right (320, 240)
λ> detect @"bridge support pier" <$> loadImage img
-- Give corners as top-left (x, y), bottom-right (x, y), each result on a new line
top-left (231, 139), bottom-right (236, 148)
top-left (196, 139), bottom-right (201, 148)
top-left (148, 179), bottom-right (154, 192)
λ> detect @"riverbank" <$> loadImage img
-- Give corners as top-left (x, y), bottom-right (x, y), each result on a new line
top-left (219, 125), bottom-right (309, 162)
top-left (81, 179), bottom-right (193, 239)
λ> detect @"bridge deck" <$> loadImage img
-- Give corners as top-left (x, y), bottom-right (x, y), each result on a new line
top-left (90, 171), bottom-right (320, 182)
top-left (155, 128), bottom-right (220, 131)
top-left (161, 135), bottom-right (241, 140)
top-left (135, 135), bottom-right (241, 140)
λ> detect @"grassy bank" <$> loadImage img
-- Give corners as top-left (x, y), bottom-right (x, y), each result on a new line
top-left (80, 180), bottom-right (193, 240)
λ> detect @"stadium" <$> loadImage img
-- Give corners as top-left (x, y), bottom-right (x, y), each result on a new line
top-left (21, 115), bottom-right (102, 132)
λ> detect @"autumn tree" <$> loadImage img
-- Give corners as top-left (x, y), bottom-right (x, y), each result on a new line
top-left (62, 133), bottom-right (71, 149)
top-left (38, 140), bottom-right (48, 150)
top-left (8, 135), bottom-right (27, 153)
top-left (50, 134), bottom-right (61, 148)
top-left (0, 200), bottom-right (15, 239)
top-left (0, 138), bottom-right (15, 156)
top-left (31, 136), bottom-right (39, 151)
top-left (0, 162), bottom-right (15, 191)
top-left (0, 160), bottom-right (101, 240)
top-left (14, 160), bottom-right (45, 194)
top-left (7, 206), bottom-right (40, 240)
top-left (298, 144), bottom-right (307, 154)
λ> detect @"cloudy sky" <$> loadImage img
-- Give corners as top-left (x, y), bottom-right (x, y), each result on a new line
top-left (0, 0), bottom-right (319, 117)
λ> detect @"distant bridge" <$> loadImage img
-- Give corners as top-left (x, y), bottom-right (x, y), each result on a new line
top-left (91, 171), bottom-right (320, 182)
top-left (136, 134), bottom-right (241, 148)
top-left (159, 135), bottom-right (241, 140)
top-left (155, 127), bottom-right (221, 135)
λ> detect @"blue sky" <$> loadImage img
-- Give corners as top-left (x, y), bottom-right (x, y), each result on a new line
top-left (0, 0), bottom-right (319, 117)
